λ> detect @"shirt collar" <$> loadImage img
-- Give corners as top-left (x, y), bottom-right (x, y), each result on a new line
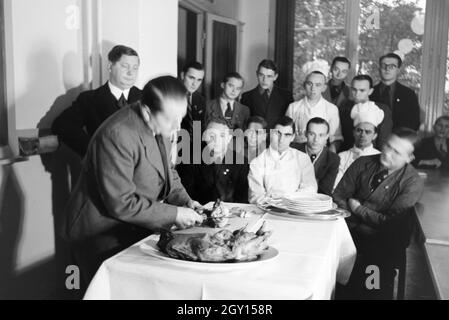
top-left (258, 86), bottom-right (273, 96)
top-left (108, 81), bottom-right (131, 101)
top-left (220, 97), bottom-right (234, 109)
top-left (306, 145), bottom-right (324, 162)
top-left (304, 96), bottom-right (324, 108)
top-left (351, 144), bottom-right (376, 154)
top-left (268, 145), bottom-right (291, 160)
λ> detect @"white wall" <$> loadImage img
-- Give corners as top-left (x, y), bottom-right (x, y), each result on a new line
top-left (237, 0), bottom-right (273, 90)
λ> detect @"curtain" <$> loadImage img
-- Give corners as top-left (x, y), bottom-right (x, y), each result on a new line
top-left (275, 0), bottom-right (295, 92)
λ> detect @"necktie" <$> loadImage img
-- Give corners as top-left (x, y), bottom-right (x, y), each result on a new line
top-left (382, 86), bottom-right (391, 108)
top-left (310, 154), bottom-right (317, 163)
top-left (262, 89), bottom-right (270, 103)
top-left (370, 169), bottom-right (389, 192)
top-left (185, 93), bottom-right (193, 136)
top-left (225, 102), bottom-right (233, 119)
top-left (155, 134), bottom-right (170, 199)
top-left (117, 93), bottom-right (127, 108)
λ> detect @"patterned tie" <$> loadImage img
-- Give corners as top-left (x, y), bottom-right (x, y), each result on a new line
top-left (310, 154), bottom-right (317, 163)
top-left (117, 93), bottom-right (127, 108)
top-left (186, 93), bottom-right (193, 136)
top-left (225, 102), bottom-right (233, 124)
top-left (370, 169), bottom-right (389, 192)
top-left (155, 134), bottom-right (170, 199)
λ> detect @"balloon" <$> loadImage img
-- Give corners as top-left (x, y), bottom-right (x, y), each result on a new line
top-left (398, 39), bottom-right (414, 54)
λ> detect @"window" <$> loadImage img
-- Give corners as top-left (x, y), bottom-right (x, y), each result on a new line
top-left (0, 0), bottom-right (7, 149)
top-left (293, 0), bottom-right (426, 99)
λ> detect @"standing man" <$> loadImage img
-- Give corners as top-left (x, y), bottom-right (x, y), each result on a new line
top-left (60, 76), bottom-right (204, 289)
top-left (370, 53), bottom-right (421, 131)
top-left (180, 61), bottom-right (206, 136)
top-left (52, 45), bottom-right (142, 157)
top-left (291, 117), bottom-right (340, 196)
top-left (204, 72), bottom-right (250, 130)
top-left (333, 128), bottom-right (424, 299)
top-left (339, 75), bottom-right (393, 151)
top-left (176, 62), bottom-right (206, 188)
top-left (241, 59), bottom-right (293, 129)
top-left (286, 71), bottom-right (343, 152)
top-left (323, 57), bottom-right (351, 108)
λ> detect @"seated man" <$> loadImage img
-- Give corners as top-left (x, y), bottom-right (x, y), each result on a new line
top-left (291, 117), bottom-right (340, 196)
top-left (245, 116), bottom-right (268, 162)
top-left (333, 128), bottom-right (424, 299)
top-left (286, 71), bottom-right (343, 152)
top-left (248, 116), bottom-right (317, 205)
top-left (339, 74), bottom-right (392, 152)
top-left (186, 119), bottom-right (249, 205)
top-left (334, 103), bottom-right (384, 188)
top-left (413, 115), bottom-right (449, 171)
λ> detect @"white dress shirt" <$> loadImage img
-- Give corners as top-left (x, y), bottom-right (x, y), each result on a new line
top-left (108, 81), bottom-right (131, 101)
top-left (285, 96), bottom-right (343, 144)
top-left (334, 144), bottom-right (381, 189)
top-left (248, 146), bottom-right (318, 204)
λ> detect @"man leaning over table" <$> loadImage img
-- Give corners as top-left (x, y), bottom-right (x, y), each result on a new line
top-left (333, 128), bottom-right (424, 299)
top-left (248, 116), bottom-right (318, 205)
top-left (59, 76), bottom-right (204, 290)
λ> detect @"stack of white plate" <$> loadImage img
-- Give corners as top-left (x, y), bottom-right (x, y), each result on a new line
top-left (273, 194), bottom-right (334, 214)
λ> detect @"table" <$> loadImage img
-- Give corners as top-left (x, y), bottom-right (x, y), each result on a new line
top-left (415, 169), bottom-right (449, 300)
top-left (84, 203), bottom-right (356, 300)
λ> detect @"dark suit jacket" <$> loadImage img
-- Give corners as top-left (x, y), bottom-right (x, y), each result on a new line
top-left (291, 143), bottom-right (340, 196)
top-left (323, 81), bottom-right (350, 108)
top-left (370, 81), bottom-right (420, 131)
top-left (181, 91), bottom-right (206, 133)
top-left (333, 154), bottom-right (423, 251)
top-left (338, 100), bottom-right (393, 152)
top-left (413, 137), bottom-right (449, 171)
top-left (184, 148), bottom-right (249, 205)
top-left (204, 99), bottom-right (250, 130)
top-left (52, 83), bottom-right (142, 157)
top-left (241, 86), bottom-right (293, 129)
top-left (60, 103), bottom-right (192, 244)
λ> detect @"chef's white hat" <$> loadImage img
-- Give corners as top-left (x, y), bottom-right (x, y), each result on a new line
top-left (302, 59), bottom-right (330, 81)
top-left (351, 101), bottom-right (385, 128)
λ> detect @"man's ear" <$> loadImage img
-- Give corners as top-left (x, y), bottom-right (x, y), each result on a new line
top-left (180, 72), bottom-right (185, 80)
top-left (273, 73), bottom-right (279, 81)
top-left (221, 82), bottom-right (225, 90)
top-left (368, 88), bottom-right (374, 96)
top-left (107, 62), bottom-right (113, 72)
top-left (373, 132), bottom-right (378, 141)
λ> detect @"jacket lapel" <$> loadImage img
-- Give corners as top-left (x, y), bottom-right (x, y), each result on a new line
top-left (314, 148), bottom-right (327, 173)
top-left (132, 105), bottom-right (166, 180)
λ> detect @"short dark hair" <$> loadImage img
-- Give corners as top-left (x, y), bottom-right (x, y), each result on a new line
top-left (434, 115), bottom-right (449, 126)
top-left (274, 116), bottom-right (295, 134)
top-left (206, 118), bottom-right (230, 129)
top-left (391, 127), bottom-right (419, 149)
top-left (352, 74), bottom-right (374, 88)
top-left (306, 117), bottom-right (330, 134)
top-left (223, 72), bottom-right (244, 84)
top-left (257, 59), bottom-right (279, 74)
top-left (141, 76), bottom-right (187, 114)
top-left (108, 45), bottom-right (139, 64)
top-left (182, 61), bottom-right (204, 74)
top-left (248, 116), bottom-right (268, 129)
top-left (331, 56), bottom-right (351, 69)
top-left (379, 53), bottom-right (403, 68)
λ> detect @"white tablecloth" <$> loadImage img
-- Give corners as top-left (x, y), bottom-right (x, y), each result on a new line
top-left (84, 203), bottom-right (356, 300)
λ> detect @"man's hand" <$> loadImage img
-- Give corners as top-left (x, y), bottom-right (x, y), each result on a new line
top-left (187, 200), bottom-right (204, 212)
top-left (175, 207), bottom-right (204, 229)
top-left (348, 198), bottom-right (361, 213)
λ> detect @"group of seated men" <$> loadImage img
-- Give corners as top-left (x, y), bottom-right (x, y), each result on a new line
top-left (52, 45), bottom-right (448, 299)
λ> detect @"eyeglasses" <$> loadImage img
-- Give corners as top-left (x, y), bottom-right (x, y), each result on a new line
top-left (380, 63), bottom-right (398, 71)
